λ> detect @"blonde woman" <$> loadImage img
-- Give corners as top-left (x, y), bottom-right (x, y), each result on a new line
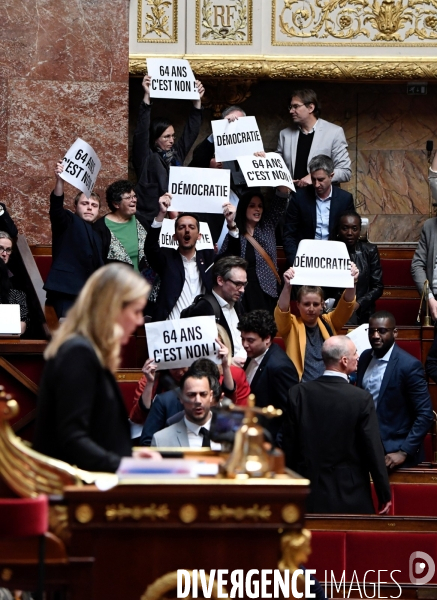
top-left (33, 264), bottom-right (150, 472)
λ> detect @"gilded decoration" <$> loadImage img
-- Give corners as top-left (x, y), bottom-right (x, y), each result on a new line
top-left (196, 0), bottom-right (253, 44)
top-left (281, 503), bottom-right (300, 524)
top-left (209, 503), bottom-right (271, 521)
top-left (137, 0), bottom-right (178, 43)
top-left (273, 0), bottom-right (437, 44)
top-left (179, 503), bottom-right (198, 523)
top-left (105, 503), bottom-right (170, 521)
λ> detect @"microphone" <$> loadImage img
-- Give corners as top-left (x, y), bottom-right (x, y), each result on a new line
top-left (427, 140), bottom-right (433, 160)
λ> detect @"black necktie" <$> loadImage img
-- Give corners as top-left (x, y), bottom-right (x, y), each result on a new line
top-left (199, 426), bottom-right (211, 447)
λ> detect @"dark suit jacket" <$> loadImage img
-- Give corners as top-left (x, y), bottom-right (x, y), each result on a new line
top-left (283, 375), bottom-right (391, 514)
top-left (43, 192), bottom-right (104, 296)
top-left (0, 203), bottom-right (18, 237)
top-left (144, 225), bottom-right (215, 321)
top-left (283, 185), bottom-right (355, 266)
top-left (140, 389), bottom-right (182, 446)
top-left (184, 292), bottom-right (244, 355)
top-left (246, 343), bottom-right (299, 440)
top-left (357, 344), bottom-right (434, 465)
top-left (33, 336), bottom-right (131, 472)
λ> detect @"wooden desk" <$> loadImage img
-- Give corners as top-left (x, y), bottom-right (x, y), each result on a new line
top-left (64, 476), bottom-right (309, 600)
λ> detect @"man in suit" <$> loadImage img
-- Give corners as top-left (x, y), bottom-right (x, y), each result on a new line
top-left (44, 162), bottom-right (104, 318)
top-left (144, 195), bottom-right (215, 321)
top-left (181, 256), bottom-right (248, 363)
top-left (237, 309), bottom-right (299, 441)
top-left (283, 154), bottom-right (355, 267)
top-left (276, 88), bottom-right (351, 187)
top-left (151, 367), bottom-right (216, 448)
top-left (283, 335), bottom-right (391, 514)
top-left (357, 311), bottom-right (434, 468)
top-left (411, 217), bottom-right (437, 321)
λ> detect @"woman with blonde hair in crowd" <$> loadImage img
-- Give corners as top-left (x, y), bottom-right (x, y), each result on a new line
top-left (33, 263), bottom-right (151, 472)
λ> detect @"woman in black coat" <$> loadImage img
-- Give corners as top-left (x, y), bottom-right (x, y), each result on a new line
top-left (335, 210), bottom-right (383, 324)
top-left (132, 74), bottom-right (205, 223)
top-left (33, 264), bottom-right (151, 472)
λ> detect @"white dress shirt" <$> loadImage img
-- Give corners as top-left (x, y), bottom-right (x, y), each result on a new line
top-left (184, 415), bottom-right (221, 450)
top-left (245, 348), bottom-right (269, 385)
top-left (361, 344), bottom-right (395, 408)
top-left (315, 187), bottom-right (332, 240)
top-left (323, 370), bottom-right (348, 381)
top-left (212, 290), bottom-right (246, 360)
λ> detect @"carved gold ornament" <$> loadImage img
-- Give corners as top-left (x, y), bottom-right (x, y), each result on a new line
top-left (209, 503), bottom-right (271, 521)
top-left (141, 570), bottom-right (226, 600)
top-left (274, 0), bottom-right (437, 43)
top-left (105, 503), bottom-right (170, 521)
top-left (196, 0), bottom-right (252, 44)
top-left (75, 504), bottom-right (94, 524)
top-left (179, 503), bottom-right (198, 523)
top-left (138, 0), bottom-right (178, 43)
top-left (281, 503), bottom-right (300, 524)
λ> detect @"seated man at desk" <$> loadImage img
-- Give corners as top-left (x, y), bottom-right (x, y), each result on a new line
top-left (151, 365), bottom-right (219, 448)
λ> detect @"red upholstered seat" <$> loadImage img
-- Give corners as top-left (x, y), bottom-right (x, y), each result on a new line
top-left (33, 255), bottom-right (52, 283)
top-left (0, 495), bottom-right (48, 537)
top-left (380, 260), bottom-right (416, 287)
top-left (307, 531), bottom-right (346, 579)
top-left (118, 381), bottom-right (139, 413)
top-left (391, 484), bottom-right (437, 517)
top-left (375, 298), bottom-right (419, 326)
top-left (396, 340), bottom-right (421, 361)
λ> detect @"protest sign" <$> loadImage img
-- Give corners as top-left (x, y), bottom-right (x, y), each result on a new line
top-left (145, 316), bottom-right (221, 370)
top-left (168, 166), bottom-right (230, 213)
top-left (146, 58), bottom-right (200, 100)
top-left (211, 116), bottom-right (264, 162)
top-left (60, 138), bottom-right (101, 198)
top-left (159, 218), bottom-right (214, 250)
top-left (347, 323), bottom-right (372, 356)
top-left (237, 152), bottom-right (295, 191)
top-left (292, 240), bottom-right (354, 288)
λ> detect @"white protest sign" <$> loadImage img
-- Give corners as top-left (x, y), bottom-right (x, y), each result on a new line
top-left (145, 316), bottom-right (221, 370)
top-left (292, 240), bottom-right (354, 288)
top-left (347, 323), bottom-right (372, 356)
top-left (159, 218), bottom-right (214, 250)
top-left (60, 138), bottom-right (101, 198)
top-left (168, 166), bottom-right (230, 213)
top-left (237, 152), bottom-right (295, 191)
top-left (211, 116), bottom-right (264, 162)
top-left (146, 58), bottom-right (200, 100)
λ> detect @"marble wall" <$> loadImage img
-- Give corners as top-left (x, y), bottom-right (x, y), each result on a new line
top-left (0, 0), bottom-right (130, 245)
top-left (129, 78), bottom-right (437, 243)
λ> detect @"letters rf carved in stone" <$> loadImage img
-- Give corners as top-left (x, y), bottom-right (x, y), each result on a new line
top-left (196, 0), bottom-right (253, 44)
top-left (273, 0), bottom-right (437, 44)
top-left (138, 0), bottom-right (178, 43)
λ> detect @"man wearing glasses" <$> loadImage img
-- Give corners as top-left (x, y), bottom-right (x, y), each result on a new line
top-left (276, 88), bottom-right (351, 188)
top-left (357, 311), bottom-right (433, 468)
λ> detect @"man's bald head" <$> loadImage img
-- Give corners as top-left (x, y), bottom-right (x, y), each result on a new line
top-left (322, 336), bottom-right (357, 374)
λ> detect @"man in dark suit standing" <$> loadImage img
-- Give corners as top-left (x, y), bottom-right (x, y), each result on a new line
top-left (283, 154), bottom-right (354, 267)
top-left (144, 195), bottom-right (215, 322)
top-left (44, 162), bottom-right (103, 318)
top-left (237, 310), bottom-right (299, 440)
top-left (357, 311), bottom-right (434, 468)
top-left (283, 335), bottom-right (391, 514)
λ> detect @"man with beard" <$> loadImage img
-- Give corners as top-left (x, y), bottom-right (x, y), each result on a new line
top-left (144, 195), bottom-right (214, 321)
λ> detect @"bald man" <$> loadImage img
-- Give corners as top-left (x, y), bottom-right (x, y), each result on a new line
top-left (283, 336), bottom-right (391, 515)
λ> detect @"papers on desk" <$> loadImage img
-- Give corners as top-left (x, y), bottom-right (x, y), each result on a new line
top-left (117, 458), bottom-right (219, 479)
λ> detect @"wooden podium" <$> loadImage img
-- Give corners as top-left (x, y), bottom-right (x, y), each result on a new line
top-left (64, 476), bottom-right (309, 600)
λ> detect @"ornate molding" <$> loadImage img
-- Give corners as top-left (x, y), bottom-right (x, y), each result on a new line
top-left (209, 503), bottom-right (271, 521)
top-left (105, 503), bottom-right (170, 521)
top-left (129, 54), bottom-right (437, 80)
top-left (272, 0), bottom-right (437, 45)
top-left (137, 0), bottom-right (178, 43)
top-left (196, 0), bottom-right (253, 45)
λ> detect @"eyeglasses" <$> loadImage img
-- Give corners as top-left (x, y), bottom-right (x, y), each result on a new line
top-left (226, 278), bottom-right (248, 289)
top-left (160, 134), bottom-right (176, 140)
top-left (0, 246), bottom-right (12, 255)
top-left (121, 194), bottom-right (137, 201)
top-left (368, 328), bottom-right (395, 335)
top-left (288, 103), bottom-right (306, 111)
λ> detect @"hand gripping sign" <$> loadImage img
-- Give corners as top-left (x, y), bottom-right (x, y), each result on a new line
top-left (211, 116), bottom-right (264, 162)
top-left (146, 58), bottom-right (200, 100)
top-left (292, 240), bottom-right (354, 288)
top-left (237, 152), bottom-right (295, 191)
top-left (145, 316), bottom-right (221, 370)
top-left (159, 218), bottom-right (214, 250)
top-left (168, 166), bottom-right (230, 213)
top-left (60, 139), bottom-right (101, 198)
